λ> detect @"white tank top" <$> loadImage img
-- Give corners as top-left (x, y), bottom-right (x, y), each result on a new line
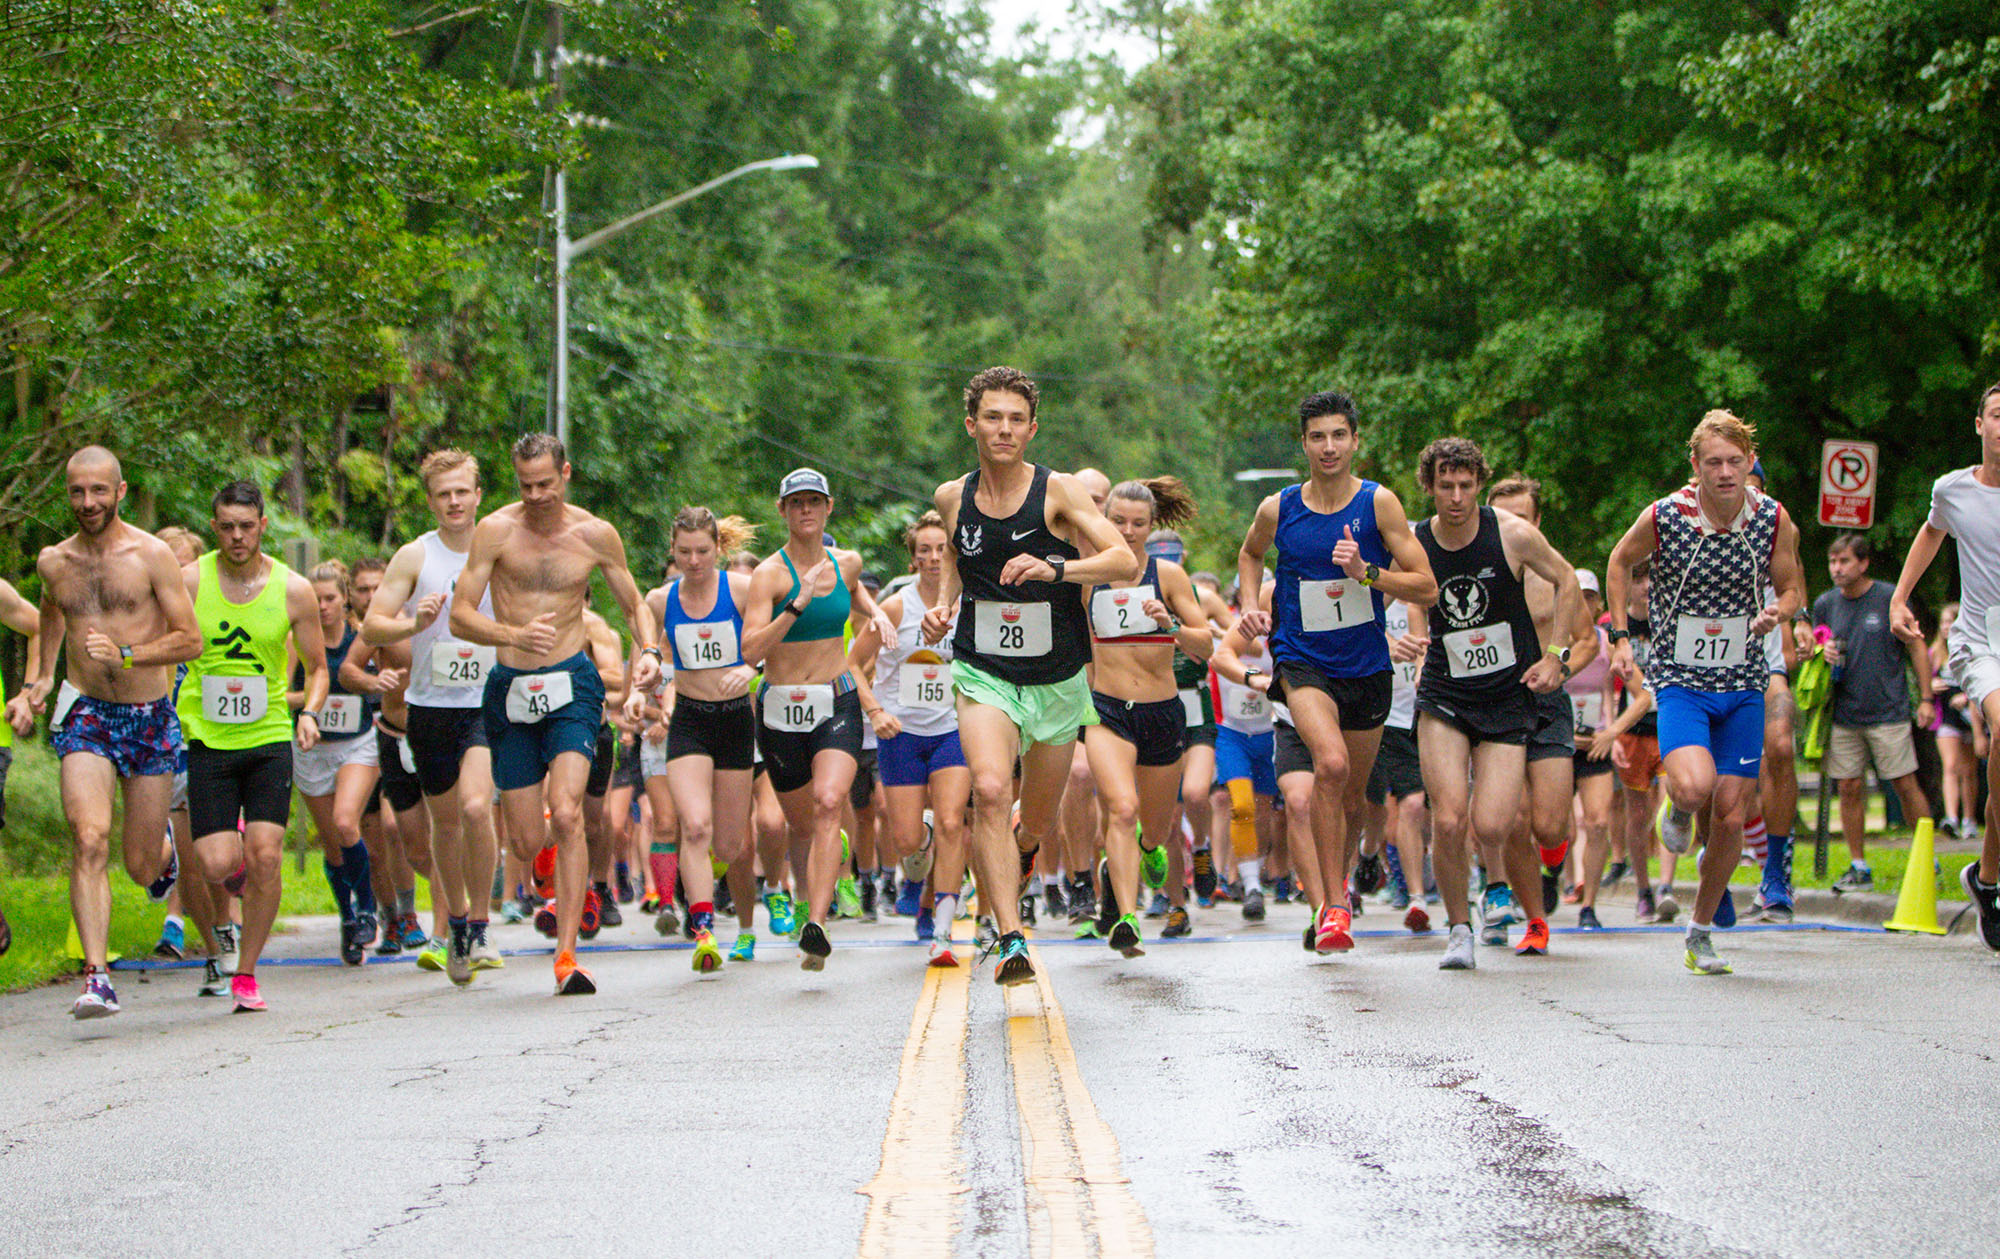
top-left (404, 530), bottom-right (494, 709)
top-left (1213, 643), bottom-right (1275, 735)
top-left (876, 590), bottom-right (958, 738)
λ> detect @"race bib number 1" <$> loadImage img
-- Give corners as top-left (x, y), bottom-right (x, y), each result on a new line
top-left (1442, 624), bottom-right (1517, 679)
top-left (318, 694), bottom-right (363, 735)
top-left (201, 675), bottom-right (269, 724)
top-left (431, 640), bottom-right (496, 689)
top-left (973, 601), bottom-right (1053, 657)
top-left (674, 620), bottom-right (738, 669)
top-left (1675, 615), bottom-right (1749, 669)
top-left (505, 670), bottom-right (574, 725)
top-left (1298, 577), bottom-right (1374, 633)
top-left (898, 663), bottom-right (953, 711)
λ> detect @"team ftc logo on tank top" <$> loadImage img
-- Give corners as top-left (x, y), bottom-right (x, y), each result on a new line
top-left (1438, 575), bottom-right (1489, 630)
top-left (957, 523), bottom-right (983, 556)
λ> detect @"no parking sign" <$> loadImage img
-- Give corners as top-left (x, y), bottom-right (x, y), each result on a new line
top-left (1818, 439), bottom-right (1878, 529)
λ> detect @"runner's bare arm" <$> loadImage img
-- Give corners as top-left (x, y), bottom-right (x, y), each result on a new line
top-left (1235, 493), bottom-right (1282, 634)
top-left (1502, 513), bottom-right (1582, 693)
top-left (360, 541), bottom-right (429, 645)
top-left (737, 560), bottom-right (794, 667)
top-left (448, 518), bottom-right (531, 649)
top-left (1210, 618), bottom-right (1262, 687)
top-left (585, 610), bottom-right (627, 701)
top-left (1890, 522), bottom-right (1948, 643)
top-left (1760, 506), bottom-right (1806, 636)
top-left (1006, 472), bottom-right (1135, 587)
top-left (104, 536), bottom-right (203, 669)
top-left (338, 633), bottom-right (399, 695)
top-left (288, 572), bottom-right (329, 750)
top-left (1371, 488), bottom-right (1438, 607)
top-left (1603, 505), bottom-right (1657, 675)
top-left (1156, 562), bottom-right (1213, 661)
top-left (590, 521), bottom-right (660, 693)
top-left (0, 577), bottom-right (35, 637)
top-left (922, 480), bottom-right (964, 644)
top-left (841, 549), bottom-right (898, 646)
top-left (847, 590), bottom-right (896, 671)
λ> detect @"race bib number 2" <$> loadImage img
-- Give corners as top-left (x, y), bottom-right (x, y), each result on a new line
top-left (505, 670), bottom-right (574, 725)
top-left (431, 640), bottom-right (496, 688)
top-left (1090, 584), bottom-right (1158, 639)
top-left (201, 675), bottom-right (269, 724)
top-left (973, 601), bottom-right (1053, 657)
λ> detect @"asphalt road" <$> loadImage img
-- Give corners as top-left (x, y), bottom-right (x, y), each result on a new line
top-left (2, 894), bottom-right (1997, 1259)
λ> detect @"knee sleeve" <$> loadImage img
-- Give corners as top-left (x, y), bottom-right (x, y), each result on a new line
top-left (1229, 779), bottom-right (1257, 856)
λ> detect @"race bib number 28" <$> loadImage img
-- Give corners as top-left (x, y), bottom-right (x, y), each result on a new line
top-left (973, 601), bottom-right (1053, 657)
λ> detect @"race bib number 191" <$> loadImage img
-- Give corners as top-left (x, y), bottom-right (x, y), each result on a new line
top-left (318, 694), bottom-right (363, 735)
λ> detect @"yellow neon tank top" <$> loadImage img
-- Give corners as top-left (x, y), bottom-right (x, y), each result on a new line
top-left (178, 552), bottom-right (296, 749)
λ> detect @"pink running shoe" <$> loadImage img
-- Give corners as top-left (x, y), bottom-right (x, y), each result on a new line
top-left (230, 973), bottom-right (266, 1013)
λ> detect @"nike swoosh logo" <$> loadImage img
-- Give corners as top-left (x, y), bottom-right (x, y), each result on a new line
top-left (1011, 530), bottom-right (1035, 541)
top-left (1739, 757), bottom-right (1757, 766)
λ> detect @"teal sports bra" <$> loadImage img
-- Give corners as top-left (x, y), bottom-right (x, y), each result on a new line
top-left (779, 549), bottom-right (851, 643)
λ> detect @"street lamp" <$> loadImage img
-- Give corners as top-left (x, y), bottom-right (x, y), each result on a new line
top-left (549, 154), bottom-right (820, 446)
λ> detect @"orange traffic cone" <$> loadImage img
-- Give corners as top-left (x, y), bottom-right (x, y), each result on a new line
top-left (1884, 819), bottom-right (1947, 935)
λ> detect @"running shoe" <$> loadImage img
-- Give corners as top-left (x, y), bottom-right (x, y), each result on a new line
top-left (198, 958), bottom-right (229, 997)
top-left (762, 889), bottom-right (794, 937)
top-left (1713, 888), bottom-right (1737, 930)
top-left (72, 970), bottom-right (119, 1019)
top-left (1758, 900), bottom-right (1795, 924)
top-left (1019, 891), bottom-right (1038, 927)
top-left (554, 949), bottom-right (596, 995)
top-left (929, 937), bottom-right (960, 968)
top-left (1654, 890), bottom-right (1680, 924)
top-left (1515, 918), bottom-right (1551, 956)
top-left (1316, 904), bottom-right (1354, 953)
top-left (859, 873), bottom-right (879, 923)
top-left (834, 875), bottom-right (863, 921)
top-left (1066, 873), bottom-right (1096, 926)
top-left (1439, 922), bottom-right (1476, 970)
top-left (215, 923), bottom-right (240, 976)
top-left (1241, 886), bottom-right (1267, 922)
top-left (729, 931), bottom-right (756, 962)
top-left (1268, 875), bottom-right (1293, 904)
top-left (230, 973), bottom-right (266, 1012)
top-left (1016, 840), bottom-right (1039, 899)
top-left (1162, 905), bottom-right (1192, 938)
top-left (1577, 906), bottom-right (1603, 931)
top-left (154, 919), bottom-right (186, 961)
top-left (1108, 912), bottom-right (1145, 958)
top-left (1961, 863), bottom-right (2000, 952)
top-left (147, 849), bottom-right (179, 903)
top-left (640, 892), bottom-right (664, 915)
top-left (915, 908), bottom-right (936, 942)
top-left (531, 844), bottom-right (558, 901)
top-left (1540, 869), bottom-right (1560, 916)
top-left (399, 915), bottom-right (427, 950)
top-left (1659, 803), bottom-right (1695, 855)
top-left (1684, 928), bottom-right (1732, 975)
top-left (499, 897), bottom-right (526, 924)
top-left (1386, 882), bottom-right (1411, 912)
top-left (354, 911), bottom-right (378, 948)
top-left (615, 864), bottom-right (636, 904)
top-left (598, 894), bottom-right (624, 930)
top-left (374, 924), bottom-right (404, 957)
top-left (1043, 880), bottom-right (1068, 921)
top-left (977, 916), bottom-right (1000, 950)
top-left (446, 921), bottom-right (473, 986)
top-left (339, 918), bottom-right (364, 967)
top-left (1093, 862), bottom-right (1119, 939)
top-left (1192, 847), bottom-right (1218, 901)
top-left (1140, 842), bottom-right (1168, 891)
top-left (1353, 852), bottom-right (1384, 895)
top-left (691, 929), bottom-right (723, 974)
top-left (897, 879), bottom-right (925, 919)
top-left (798, 921), bottom-right (832, 971)
top-left (1635, 888), bottom-right (1658, 923)
top-left (993, 930), bottom-right (1034, 986)
top-left (1303, 919), bottom-right (1317, 952)
top-left (469, 921), bottom-right (503, 971)
top-left (580, 887), bottom-right (603, 939)
top-left (416, 938), bottom-right (447, 972)
top-left (1145, 891), bottom-right (1170, 919)
top-left (534, 900), bottom-right (559, 939)
top-left (1830, 865), bottom-right (1874, 894)
top-left (654, 898), bottom-right (681, 937)
top-left (1604, 860), bottom-right (1629, 887)
top-left (1404, 901), bottom-right (1431, 934)
top-left (1480, 884), bottom-right (1520, 929)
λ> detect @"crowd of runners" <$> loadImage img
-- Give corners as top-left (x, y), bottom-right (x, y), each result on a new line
top-left (5, 367), bottom-right (2000, 1017)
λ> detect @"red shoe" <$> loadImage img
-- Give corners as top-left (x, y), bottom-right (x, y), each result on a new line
top-left (554, 949), bottom-right (596, 995)
top-left (1404, 901), bottom-right (1431, 934)
top-left (533, 901), bottom-right (558, 938)
top-left (532, 845), bottom-right (558, 901)
top-left (1516, 917), bottom-right (1551, 956)
top-left (580, 886), bottom-right (602, 939)
top-left (1315, 904), bottom-right (1354, 953)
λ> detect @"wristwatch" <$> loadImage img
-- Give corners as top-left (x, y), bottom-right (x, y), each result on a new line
top-left (785, 598), bottom-right (810, 618)
top-left (1047, 555), bottom-right (1067, 583)
top-left (300, 709), bottom-right (322, 724)
top-left (1606, 628), bottom-right (1630, 644)
top-left (119, 644), bottom-right (134, 669)
top-left (1548, 644), bottom-right (1572, 665)
top-left (1360, 562), bottom-right (1380, 587)
top-left (640, 645), bottom-right (664, 662)
top-left (1244, 666), bottom-right (1266, 688)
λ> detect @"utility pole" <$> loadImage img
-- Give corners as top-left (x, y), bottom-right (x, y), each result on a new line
top-left (546, 2), bottom-right (570, 446)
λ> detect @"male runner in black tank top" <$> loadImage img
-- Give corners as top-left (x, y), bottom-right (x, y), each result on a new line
top-left (1404, 438), bottom-right (1582, 972)
top-left (923, 366), bottom-right (1136, 986)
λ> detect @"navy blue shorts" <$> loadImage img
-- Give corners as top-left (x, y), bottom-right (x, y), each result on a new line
top-left (878, 728), bottom-right (966, 787)
top-left (482, 652), bottom-right (606, 793)
top-left (1656, 686), bottom-right (1763, 778)
top-left (1214, 726), bottom-right (1276, 796)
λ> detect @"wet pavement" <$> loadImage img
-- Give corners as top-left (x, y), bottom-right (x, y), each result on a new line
top-left (3, 895), bottom-right (1998, 1258)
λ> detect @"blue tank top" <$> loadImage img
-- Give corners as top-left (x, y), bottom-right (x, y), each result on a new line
top-left (1270, 480), bottom-right (1392, 677)
top-left (779, 549), bottom-right (851, 643)
top-left (665, 574), bottom-right (746, 671)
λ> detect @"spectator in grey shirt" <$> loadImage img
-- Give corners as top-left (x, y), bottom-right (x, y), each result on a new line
top-left (1813, 532), bottom-right (1935, 892)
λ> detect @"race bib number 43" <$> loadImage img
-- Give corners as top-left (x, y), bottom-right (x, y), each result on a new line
top-left (973, 601), bottom-right (1052, 657)
top-left (898, 663), bottom-right (953, 710)
top-left (201, 675), bottom-right (269, 724)
top-left (674, 620), bottom-right (738, 669)
top-left (1675, 615), bottom-right (1749, 669)
top-left (431, 640), bottom-right (496, 688)
top-left (1299, 577), bottom-right (1374, 633)
top-left (505, 670), bottom-right (574, 724)
top-left (1442, 624), bottom-right (1517, 679)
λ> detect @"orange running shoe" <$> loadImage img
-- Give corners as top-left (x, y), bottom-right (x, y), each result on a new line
top-left (1316, 904), bottom-right (1354, 953)
top-left (532, 844), bottom-right (558, 901)
top-left (554, 949), bottom-right (596, 995)
top-left (1516, 917), bottom-right (1551, 956)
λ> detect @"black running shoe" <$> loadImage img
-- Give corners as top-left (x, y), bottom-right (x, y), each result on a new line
top-left (1108, 913), bottom-right (1144, 957)
top-left (1162, 905), bottom-right (1191, 938)
top-left (595, 885), bottom-right (623, 929)
top-left (1541, 868), bottom-right (1560, 918)
top-left (1192, 847), bottom-right (1218, 901)
top-left (1019, 892), bottom-right (1037, 926)
top-left (1604, 860), bottom-right (1629, 887)
top-left (1961, 864), bottom-right (2000, 952)
top-left (1093, 859), bottom-right (1118, 938)
top-left (1066, 873), bottom-right (1095, 925)
top-left (147, 849), bottom-right (179, 903)
top-left (339, 918), bottom-right (363, 967)
top-left (860, 873), bottom-right (879, 923)
top-left (798, 920), bottom-right (832, 971)
top-left (1353, 853), bottom-right (1384, 895)
top-left (994, 931), bottom-right (1035, 986)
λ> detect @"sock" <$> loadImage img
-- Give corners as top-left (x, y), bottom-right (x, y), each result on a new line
top-left (325, 857), bottom-right (354, 919)
top-left (347, 842), bottom-right (375, 915)
top-left (1687, 923), bottom-right (1710, 940)
top-left (164, 913), bottom-right (184, 931)
top-left (1852, 859), bottom-right (1872, 873)
top-left (396, 887), bottom-right (416, 919)
top-left (1237, 856), bottom-right (1263, 890)
top-left (1043, 873), bottom-right (1060, 890)
top-left (1761, 833), bottom-right (1792, 903)
top-left (649, 845), bottom-right (679, 903)
top-left (448, 914), bottom-right (468, 946)
top-left (1743, 814), bottom-right (1768, 863)
top-left (690, 901), bottom-right (714, 933)
top-left (1383, 844), bottom-right (1407, 893)
top-left (1537, 840), bottom-right (1568, 870)
top-left (933, 892), bottom-right (958, 924)
top-left (1227, 780), bottom-right (1257, 866)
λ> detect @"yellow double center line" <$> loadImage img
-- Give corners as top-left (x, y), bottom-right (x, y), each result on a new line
top-left (858, 937), bottom-right (1154, 1258)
